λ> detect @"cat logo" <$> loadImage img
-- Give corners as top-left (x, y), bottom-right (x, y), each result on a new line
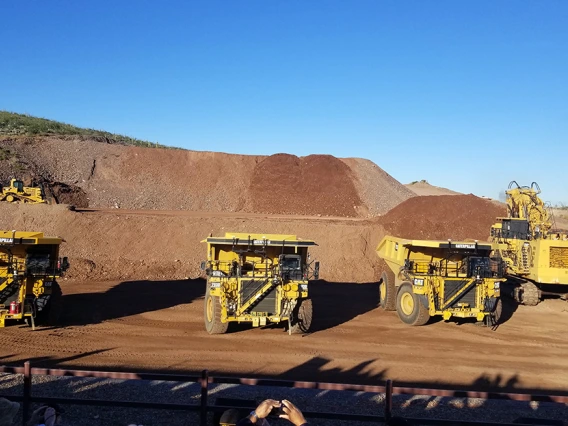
top-left (455, 244), bottom-right (475, 249)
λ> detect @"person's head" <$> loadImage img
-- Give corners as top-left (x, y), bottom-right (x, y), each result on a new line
top-left (0, 397), bottom-right (20, 426)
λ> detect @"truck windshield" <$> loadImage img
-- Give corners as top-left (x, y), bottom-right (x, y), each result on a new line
top-left (281, 256), bottom-right (301, 270)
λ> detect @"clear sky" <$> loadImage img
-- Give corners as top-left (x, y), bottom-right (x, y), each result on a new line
top-left (2, 1), bottom-right (567, 204)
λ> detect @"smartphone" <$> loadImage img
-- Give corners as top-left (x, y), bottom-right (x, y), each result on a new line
top-left (269, 402), bottom-right (285, 417)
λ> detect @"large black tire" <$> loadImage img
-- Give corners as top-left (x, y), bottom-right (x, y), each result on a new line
top-left (289, 298), bottom-right (313, 334)
top-left (519, 282), bottom-right (541, 306)
top-left (35, 281), bottom-right (63, 326)
top-left (379, 270), bottom-right (396, 311)
top-left (483, 298), bottom-right (503, 327)
top-left (204, 287), bottom-right (229, 335)
top-left (396, 282), bottom-right (430, 326)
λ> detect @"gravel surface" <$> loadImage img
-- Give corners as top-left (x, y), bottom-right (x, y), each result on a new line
top-left (2, 373), bottom-right (567, 426)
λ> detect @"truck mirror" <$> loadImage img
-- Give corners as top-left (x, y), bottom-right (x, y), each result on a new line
top-left (314, 261), bottom-right (320, 280)
top-left (62, 257), bottom-right (70, 271)
top-left (200, 261), bottom-right (206, 271)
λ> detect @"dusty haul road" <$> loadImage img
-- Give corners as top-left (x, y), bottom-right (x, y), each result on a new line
top-left (2, 278), bottom-right (567, 393)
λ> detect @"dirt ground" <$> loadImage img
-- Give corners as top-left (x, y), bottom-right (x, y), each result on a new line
top-left (2, 278), bottom-right (568, 394)
top-left (0, 201), bottom-right (567, 394)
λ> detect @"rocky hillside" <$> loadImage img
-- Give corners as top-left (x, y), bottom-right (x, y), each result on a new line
top-left (0, 113), bottom-right (415, 217)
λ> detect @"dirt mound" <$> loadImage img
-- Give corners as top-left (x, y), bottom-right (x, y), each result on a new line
top-left (342, 158), bottom-right (416, 216)
top-left (47, 182), bottom-right (89, 207)
top-left (249, 154), bottom-right (362, 216)
top-left (379, 194), bottom-right (506, 241)
top-left (405, 181), bottom-right (462, 196)
top-left (0, 137), bottom-right (414, 217)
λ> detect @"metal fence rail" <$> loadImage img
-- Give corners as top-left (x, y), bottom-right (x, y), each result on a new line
top-left (1, 361), bottom-right (566, 426)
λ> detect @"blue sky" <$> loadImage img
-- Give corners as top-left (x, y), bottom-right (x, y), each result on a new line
top-left (2, 1), bottom-right (567, 203)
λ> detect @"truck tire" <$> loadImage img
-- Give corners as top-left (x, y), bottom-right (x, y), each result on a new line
top-left (520, 282), bottom-right (541, 306)
top-left (379, 270), bottom-right (396, 311)
top-left (396, 282), bottom-right (430, 326)
top-left (204, 287), bottom-right (228, 334)
top-left (36, 281), bottom-right (63, 326)
top-left (483, 298), bottom-right (503, 327)
top-left (290, 298), bottom-right (313, 334)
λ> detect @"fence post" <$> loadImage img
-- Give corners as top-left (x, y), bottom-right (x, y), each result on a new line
top-left (22, 361), bottom-right (32, 426)
top-left (384, 379), bottom-right (393, 424)
top-left (200, 369), bottom-right (209, 426)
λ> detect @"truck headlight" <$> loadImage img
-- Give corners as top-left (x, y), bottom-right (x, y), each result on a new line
top-left (494, 282), bottom-right (500, 289)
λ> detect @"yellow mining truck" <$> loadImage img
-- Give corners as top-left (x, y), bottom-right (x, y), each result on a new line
top-left (0, 231), bottom-right (69, 328)
top-left (376, 236), bottom-right (505, 326)
top-left (490, 181), bottom-right (568, 305)
top-left (0, 179), bottom-right (48, 204)
top-left (201, 233), bottom-right (319, 334)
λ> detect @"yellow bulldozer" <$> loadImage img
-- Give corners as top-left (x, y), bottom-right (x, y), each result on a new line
top-left (376, 236), bottom-right (505, 326)
top-left (490, 181), bottom-right (568, 305)
top-left (201, 233), bottom-right (319, 334)
top-left (0, 178), bottom-right (50, 204)
top-left (0, 230), bottom-right (69, 328)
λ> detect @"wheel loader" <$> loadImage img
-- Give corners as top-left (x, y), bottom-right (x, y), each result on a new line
top-left (376, 236), bottom-right (505, 326)
top-left (0, 178), bottom-right (49, 204)
top-left (490, 181), bottom-right (568, 305)
top-left (0, 230), bottom-right (69, 328)
top-left (201, 233), bottom-right (319, 334)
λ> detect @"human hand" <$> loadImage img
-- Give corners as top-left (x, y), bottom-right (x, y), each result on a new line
top-left (252, 399), bottom-right (281, 420)
top-left (279, 399), bottom-right (307, 425)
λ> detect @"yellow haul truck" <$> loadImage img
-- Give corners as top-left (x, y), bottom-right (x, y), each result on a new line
top-left (1, 179), bottom-right (48, 204)
top-left (201, 233), bottom-right (319, 334)
top-left (0, 231), bottom-right (69, 328)
top-left (376, 236), bottom-right (505, 326)
top-left (490, 181), bottom-right (568, 305)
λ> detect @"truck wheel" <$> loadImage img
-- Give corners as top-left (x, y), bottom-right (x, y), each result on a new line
top-left (36, 281), bottom-right (63, 326)
top-left (483, 298), bottom-right (503, 327)
top-left (519, 282), bottom-right (541, 306)
top-left (396, 282), bottom-right (429, 326)
top-left (290, 298), bottom-right (313, 334)
top-left (379, 271), bottom-right (396, 311)
top-left (204, 287), bottom-right (228, 334)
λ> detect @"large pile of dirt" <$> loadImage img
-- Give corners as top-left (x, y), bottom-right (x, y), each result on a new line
top-left (249, 154), bottom-right (362, 216)
top-left (379, 194), bottom-right (506, 241)
top-left (405, 181), bottom-right (462, 196)
top-left (0, 137), bottom-right (414, 217)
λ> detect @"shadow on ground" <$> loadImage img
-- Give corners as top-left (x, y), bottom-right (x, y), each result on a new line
top-left (52, 278), bottom-right (206, 327)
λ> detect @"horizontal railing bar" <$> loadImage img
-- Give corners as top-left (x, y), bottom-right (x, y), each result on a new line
top-left (29, 396), bottom-right (200, 411)
top-left (30, 367), bottom-right (201, 382)
top-left (211, 376), bottom-right (386, 392)
top-left (0, 366), bottom-right (25, 374)
top-left (0, 394), bottom-right (23, 402)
